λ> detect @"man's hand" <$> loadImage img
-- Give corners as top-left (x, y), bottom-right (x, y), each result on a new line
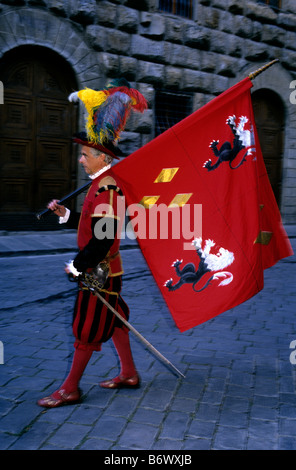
top-left (65, 260), bottom-right (82, 282)
top-left (64, 264), bottom-right (71, 274)
top-left (47, 199), bottom-right (66, 217)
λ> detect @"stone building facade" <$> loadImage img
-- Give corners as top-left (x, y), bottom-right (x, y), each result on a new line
top-left (0, 0), bottom-right (295, 229)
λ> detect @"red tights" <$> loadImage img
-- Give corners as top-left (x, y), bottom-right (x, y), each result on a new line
top-left (111, 326), bottom-right (137, 378)
top-left (53, 327), bottom-right (136, 396)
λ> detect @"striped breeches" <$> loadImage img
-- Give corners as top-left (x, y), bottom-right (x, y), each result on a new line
top-left (72, 275), bottom-right (129, 351)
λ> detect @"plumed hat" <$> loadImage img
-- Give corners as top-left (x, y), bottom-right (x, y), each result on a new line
top-left (69, 78), bottom-right (148, 159)
top-left (72, 132), bottom-right (124, 159)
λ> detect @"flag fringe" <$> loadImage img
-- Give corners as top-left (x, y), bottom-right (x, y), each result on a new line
top-left (248, 59), bottom-right (279, 80)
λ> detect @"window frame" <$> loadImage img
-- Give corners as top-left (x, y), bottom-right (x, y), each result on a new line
top-left (158, 0), bottom-right (193, 20)
top-left (154, 89), bottom-right (193, 137)
top-left (257, 0), bottom-right (282, 10)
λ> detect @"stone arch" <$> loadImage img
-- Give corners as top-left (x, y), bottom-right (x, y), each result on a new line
top-left (236, 61), bottom-right (296, 220)
top-left (0, 44), bottom-right (80, 229)
top-left (0, 7), bottom-right (103, 89)
top-left (0, 7), bottom-right (109, 228)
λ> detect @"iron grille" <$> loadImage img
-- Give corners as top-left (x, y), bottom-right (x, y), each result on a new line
top-left (257, 0), bottom-right (282, 9)
top-left (159, 0), bottom-right (193, 19)
top-left (155, 90), bottom-right (193, 136)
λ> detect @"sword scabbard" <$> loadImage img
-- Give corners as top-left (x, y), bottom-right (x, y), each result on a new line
top-left (80, 273), bottom-right (186, 379)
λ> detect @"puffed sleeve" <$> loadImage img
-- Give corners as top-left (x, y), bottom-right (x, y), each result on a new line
top-left (73, 177), bottom-right (121, 273)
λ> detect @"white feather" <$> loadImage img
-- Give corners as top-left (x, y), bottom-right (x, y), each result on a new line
top-left (68, 91), bottom-right (79, 103)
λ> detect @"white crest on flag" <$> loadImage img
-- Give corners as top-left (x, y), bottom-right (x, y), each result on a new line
top-left (165, 237), bottom-right (234, 293)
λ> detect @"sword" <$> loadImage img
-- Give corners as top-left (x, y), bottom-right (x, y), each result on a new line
top-left (79, 272), bottom-right (186, 379)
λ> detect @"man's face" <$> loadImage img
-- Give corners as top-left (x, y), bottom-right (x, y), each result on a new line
top-left (79, 146), bottom-right (106, 175)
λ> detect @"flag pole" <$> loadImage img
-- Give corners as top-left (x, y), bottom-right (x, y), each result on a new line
top-left (248, 59), bottom-right (279, 80)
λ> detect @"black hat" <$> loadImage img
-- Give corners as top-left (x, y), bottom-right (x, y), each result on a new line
top-left (73, 132), bottom-right (123, 159)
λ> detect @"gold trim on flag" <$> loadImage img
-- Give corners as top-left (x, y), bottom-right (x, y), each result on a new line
top-left (139, 195), bottom-right (160, 208)
top-left (254, 231), bottom-right (273, 245)
top-left (168, 193), bottom-right (193, 207)
top-left (154, 167), bottom-right (179, 183)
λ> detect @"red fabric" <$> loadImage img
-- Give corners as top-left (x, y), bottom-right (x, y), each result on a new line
top-left (73, 276), bottom-right (129, 351)
top-left (77, 171), bottom-right (124, 276)
top-left (58, 348), bottom-right (93, 394)
top-left (112, 326), bottom-right (137, 377)
top-left (111, 77), bottom-right (293, 332)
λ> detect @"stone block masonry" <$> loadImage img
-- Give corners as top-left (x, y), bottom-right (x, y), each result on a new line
top-left (0, 0), bottom-right (295, 222)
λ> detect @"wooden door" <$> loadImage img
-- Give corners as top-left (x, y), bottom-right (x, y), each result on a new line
top-left (0, 46), bottom-right (78, 229)
top-left (252, 89), bottom-right (284, 205)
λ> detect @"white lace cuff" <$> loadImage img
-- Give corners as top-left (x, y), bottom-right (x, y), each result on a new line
top-left (59, 207), bottom-right (71, 224)
top-left (66, 260), bottom-right (81, 277)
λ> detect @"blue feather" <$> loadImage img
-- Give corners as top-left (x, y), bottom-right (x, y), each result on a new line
top-left (93, 92), bottom-right (132, 142)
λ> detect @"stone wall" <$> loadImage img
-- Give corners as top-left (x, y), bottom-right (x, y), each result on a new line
top-left (0, 0), bottom-right (295, 222)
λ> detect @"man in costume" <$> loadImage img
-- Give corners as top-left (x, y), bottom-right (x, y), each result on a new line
top-left (38, 79), bottom-right (147, 408)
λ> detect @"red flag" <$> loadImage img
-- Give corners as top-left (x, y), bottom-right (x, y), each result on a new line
top-left (111, 77), bottom-right (293, 332)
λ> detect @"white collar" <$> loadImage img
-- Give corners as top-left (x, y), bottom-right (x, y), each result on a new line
top-left (89, 164), bottom-right (111, 180)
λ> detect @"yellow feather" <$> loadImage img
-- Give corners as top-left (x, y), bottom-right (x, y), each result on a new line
top-left (77, 88), bottom-right (107, 112)
top-left (77, 88), bottom-right (108, 143)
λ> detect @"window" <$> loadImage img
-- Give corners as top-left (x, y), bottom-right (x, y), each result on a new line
top-left (155, 90), bottom-right (192, 136)
top-left (159, 0), bottom-right (193, 19)
top-left (257, 0), bottom-right (282, 9)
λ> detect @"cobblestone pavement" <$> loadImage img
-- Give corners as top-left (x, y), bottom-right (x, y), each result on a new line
top-left (0, 227), bottom-right (295, 451)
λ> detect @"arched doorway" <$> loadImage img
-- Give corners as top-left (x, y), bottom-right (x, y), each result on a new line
top-left (0, 46), bottom-right (78, 230)
top-left (251, 89), bottom-right (285, 206)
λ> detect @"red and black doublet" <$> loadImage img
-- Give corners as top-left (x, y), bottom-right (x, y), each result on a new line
top-left (68, 171), bottom-right (129, 352)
